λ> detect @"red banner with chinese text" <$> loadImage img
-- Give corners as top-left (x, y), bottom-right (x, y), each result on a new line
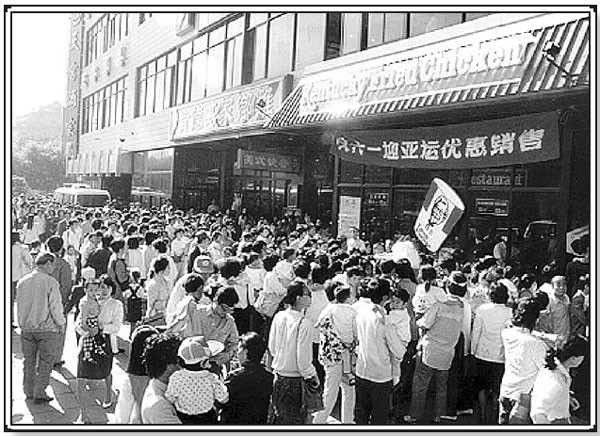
top-left (329, 112), bottom-right (560, 169)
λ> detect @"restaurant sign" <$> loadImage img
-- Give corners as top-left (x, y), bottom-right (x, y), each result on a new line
top-left (471, 169), bottom-right (527, 187)
top-left (171, 76), bottom-right (289, 140)
top-left (236, 149), bottom-right (301, 173)
top-left (330, 112), bottom-right (559, 169)
top-left (300, 32), bottom-right (536, 116)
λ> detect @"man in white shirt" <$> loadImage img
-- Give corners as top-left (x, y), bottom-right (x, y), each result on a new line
top-left (62, 219), bottom-right (83, 253)
top-left (354, 279), bottom-right (405, 424)
top-left (346, 227), bottom-right (367, 254)
top-left (141, 333), bottom-right (183, 424)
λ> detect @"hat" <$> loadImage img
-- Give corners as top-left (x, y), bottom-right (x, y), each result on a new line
top-left (81, 267), bottom-right (96, 281)
top-left (193, 255), bottom-right (214, 274)
top-left (178, 336), bottom-right (224, 365)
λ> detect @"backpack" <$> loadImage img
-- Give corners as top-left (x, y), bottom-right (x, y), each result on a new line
top-left (113, 258), bottom-right (130, 288)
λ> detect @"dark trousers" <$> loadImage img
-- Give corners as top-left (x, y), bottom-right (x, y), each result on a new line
top-left (409, 352), bottom-right (448, 419)
top-left (233, 307), bottom-right (259, 335)
top-left (312, 343), bottom-right (325, 387)
top-left (354, 376), bottom-right (392, 425)
top-left (176, 408), bottom-right (217, 424)
top-left (446, 334), bottom-right (474, 414)
top-left (21, 331), bottom-right (61, 398)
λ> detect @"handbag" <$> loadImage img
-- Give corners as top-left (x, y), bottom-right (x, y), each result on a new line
top-left (301, 378), bottom-right (324, 413)
top-left (141, 299), bottom-right (166, 327)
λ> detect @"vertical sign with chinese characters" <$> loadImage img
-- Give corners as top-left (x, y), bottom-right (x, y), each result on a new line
top-left (330, 112), bottom-right (560, 169)
top-left (62, 13), bottom-right (85, 163)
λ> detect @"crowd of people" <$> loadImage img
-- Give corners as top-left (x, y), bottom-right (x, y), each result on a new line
top-left (11, 192), bottom-right (591, 426)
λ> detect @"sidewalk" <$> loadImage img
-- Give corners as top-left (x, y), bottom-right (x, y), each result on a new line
top-left (10, 314), bottom-right (132, 426)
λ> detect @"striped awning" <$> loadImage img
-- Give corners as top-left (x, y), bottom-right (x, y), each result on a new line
top-left (268, 15), bottom-right (590, 129)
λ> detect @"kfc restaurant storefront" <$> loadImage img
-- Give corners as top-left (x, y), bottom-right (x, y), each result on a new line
top-left (268, 12), bottom-right (591, 270)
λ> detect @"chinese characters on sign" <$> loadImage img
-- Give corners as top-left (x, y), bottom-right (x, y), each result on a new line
top-left (237, 150), bottom-right (301, 174)
top-left (171, 78), bottom-right (285, 140)
top-left (63, 14), bottom-right (84, 165)
top-left (475, 198), bottom-right (510, 216)
top-left (329, 112), bottom-right (560, 169)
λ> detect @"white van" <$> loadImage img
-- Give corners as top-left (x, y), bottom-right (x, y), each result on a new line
top-left (54, 185), bottom-right (111, 207)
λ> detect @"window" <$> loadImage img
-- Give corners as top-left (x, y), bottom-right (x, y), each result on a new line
top-left (82, 76), bottom-right (127, 134)
top-left (267, 13), bottom-right (295, 77)
top-left (177, 17), bottom-right (243, 102)
top-left (176, 13), bottom-right (196, 35)
top-left (341, 13), bottom-right (364, 55)
top-left (465, 12), bottom-right (492, 21)
top-left (295, 13), bottom-right (327, 70)
top-left (325, 13), bottom-right (341, 60)
top-left (139, 13), bottom-right (153, 24)
top-left (409, 13), bottom-right (462, 37)
top-left (85, 13), bottom-right (129, 66)
top-left (242, 13), bottom-right (270, 84)
top-left (137, 50), bottom-right (177, 116)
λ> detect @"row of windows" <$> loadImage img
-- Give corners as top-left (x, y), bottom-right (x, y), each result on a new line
top-left (82, 13), bottom-right (492, 131)
top-left (85, 13), bottom-right (130, 66)
top-left (81, 76), bottom-right (127, 134)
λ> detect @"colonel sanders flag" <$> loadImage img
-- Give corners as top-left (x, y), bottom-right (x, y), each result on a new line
top-left (414, 178), bottom-right (464, 252)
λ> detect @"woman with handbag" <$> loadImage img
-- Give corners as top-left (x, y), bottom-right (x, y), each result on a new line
top-left (530, 335), bottom-right (588, 424)
top-left (143, 256), bottom-right (172, 327)
top-left (76, 275), bottom-right (123, 422)
top-left (498, 297), bottom-right (547, 424)
top-left (268, 280), bottom-right (320, 424)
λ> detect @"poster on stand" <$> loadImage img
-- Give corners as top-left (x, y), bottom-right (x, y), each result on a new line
top-left (338, 196), bottom-right (361, 238)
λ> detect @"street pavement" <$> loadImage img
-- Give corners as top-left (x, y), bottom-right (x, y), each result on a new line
top-left (9, 313), bottom-right (590, 428)
top-left (10, 312), bottom-right (132, 426)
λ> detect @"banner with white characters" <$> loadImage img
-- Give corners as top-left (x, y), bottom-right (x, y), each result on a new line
top-left (329, 112), bottom-right (560, 169)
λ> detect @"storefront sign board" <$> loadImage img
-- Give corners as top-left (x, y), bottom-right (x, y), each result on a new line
top-left (338, 196), bottom-right (361, 238)
top-left (330, 112), bottom-right (559, 169)
top-left (367, 192), bottom-right (389, 206)
top-left (171, 76), bottom-right (289, 140)
top-left (475, 198), bottom-right (509, 216)
top-left (414, 178), bottom-right (465, 252)
top-left (236, 149), bottom-right (301, 173)
top-left (471, 169), bottom-right (527, 187)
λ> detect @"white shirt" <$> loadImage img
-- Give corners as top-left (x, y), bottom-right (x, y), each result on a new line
top-left (269, 308), bottom-right (316, 379)
top-left (355, 302), bottom-right (406, 383)
top-left (412, 284), bottom-right (448, 316)
top-left (165, 273), bottom-right (191, 326)
top-left (530, 362), bottom-right (572, 422)
top-left (500, 326), bottom-right (547, 401)
top-left (165, 369), bottom-right (229, 415)
top-left (304, 288), bottom-right (330, 343)
top-left (127, 248), bottom-right (147, 279)
top-left (317, 303), bottom-right (357, 345)
top-left (471, 302), bottom-right (512, 363)
top-left (274, 260), bottom-right (294, 287)
top-left (141, 379), bottom-right (182, 424)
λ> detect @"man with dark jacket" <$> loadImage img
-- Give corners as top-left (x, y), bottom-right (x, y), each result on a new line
top-left (86, 234), bottom-right (113, 276)
top-left (46, 236), bottom-right (73, 368)
top-left (222, 332), bottom-right (273, 424)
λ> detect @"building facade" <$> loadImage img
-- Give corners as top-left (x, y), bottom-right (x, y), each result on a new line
top-left (63, 10), bottom-right (591, 270)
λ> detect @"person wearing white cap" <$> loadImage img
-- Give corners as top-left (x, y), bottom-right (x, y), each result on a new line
top-left (165, 336), bottom-right (229, 424)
